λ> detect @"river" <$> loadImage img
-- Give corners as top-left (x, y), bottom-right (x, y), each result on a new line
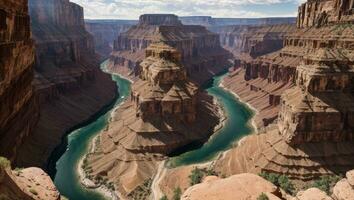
top-left (53, 62), bottom-right (254, 199)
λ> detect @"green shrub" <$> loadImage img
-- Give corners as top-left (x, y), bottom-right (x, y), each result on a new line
top-left (0, 157), bottom-right (10, 169)
top-left (189, 167), bottom-right (204, 186)
top-left (29, 189), bottom-right (38, 195)
top-left (312, 175), bottom-right (342, 194)
top-left (259, 172), bottom-right (295, 195)
top-left (172, 187), bottom-right (182, 200)
top-left (257, 193), bottom-right (269, 200)
top-left (160, 195), bottom-right (168, 200)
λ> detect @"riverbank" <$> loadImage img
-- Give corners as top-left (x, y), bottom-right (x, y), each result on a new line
top-left (76, 73), bottom-right (134, 200)
top-left (78, 137), bottom-right (119, 200)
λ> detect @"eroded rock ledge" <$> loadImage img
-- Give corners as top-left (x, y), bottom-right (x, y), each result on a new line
top-left (108, 14), bottom-right (231, 84)
top-left (0, 157), bottom-right (62, 200)
top-left (84, 42), bottom-right (220, 198)
top-left (215, 0), bottom-right (354, 181)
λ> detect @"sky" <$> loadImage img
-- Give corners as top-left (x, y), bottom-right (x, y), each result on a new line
top-left (71, 0), bottom-right (307, 20)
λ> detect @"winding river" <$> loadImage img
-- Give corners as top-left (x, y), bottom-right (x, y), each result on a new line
top-left (53, 61), bottom-right (254, 199)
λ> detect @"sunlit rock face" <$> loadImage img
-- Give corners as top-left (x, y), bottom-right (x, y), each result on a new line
top-left (133, 43), bottom-right (198, 123)
top-left (215, 0), bottom-right (354, 181)
top-left (85, 43), bottom-right (220, 197)
top-left (0, 157), bottom-right (61, 200)
top-left (14, 0), bottom-right (117, 168)
top-left (0, 0), bottom-right (39, 162)
top-left (109, 14), bottom-right (230, 84)
top-left (297, 0), bottom-right (354, 28)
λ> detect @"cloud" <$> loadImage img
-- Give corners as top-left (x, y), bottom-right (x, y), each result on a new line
top-left (70, 0), bottom-right (305, 19)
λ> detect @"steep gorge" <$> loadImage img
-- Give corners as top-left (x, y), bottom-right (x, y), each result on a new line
top-left (14, 0), bottom-right (117, 168)
top-left (215, 0), bottom-right (354, 181)
top-left (0, 0), bottom-right (39, 163)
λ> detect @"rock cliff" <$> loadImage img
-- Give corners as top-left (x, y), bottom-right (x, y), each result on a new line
top-left (180, 16), bottom-right (296, 27)
top-left (217, 24), bottom-right (297, 128)
top-left (14, 0), bottom-right (117, 168)
top-left (215, 0), bottom-right (354, 181)
top-left (85, 20), bottom-right (136, 57)
top-left (84, 43), bottom-right (220, 198)
top-left (297, 0), bottom-right (354, 28)
top-left (109, 14), bottom-right (231, 84)
top-left (0, 157), bottom-right (61, 200)
top-left (0, 0), bottom-right (39, 162)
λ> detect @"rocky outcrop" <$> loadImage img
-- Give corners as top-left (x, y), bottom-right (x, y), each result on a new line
top-left (84, 43), bottom-right (220, 198)
top-left (291, 188), bottom-right (332, 200)
top-left (219, 24), bottom-right (298, 128)
top-left (297, 0), bottom-right (354, 28)
top-left (109, 14), bottom-right (231, 84)
top-left (85, 20), bottom-right (136, 57)
top-left (333, 170), bottom-right (354, 200)
top-left (0, 0), bottom-right (39, 162)
top-left (215, 0), bottom-right (354, 181)
top-left (14, 0), bottom-right (117, 168)
top-left (181, 174), bottom-right (282, 200)
top-left (0, 157), bottom-right (61, 200)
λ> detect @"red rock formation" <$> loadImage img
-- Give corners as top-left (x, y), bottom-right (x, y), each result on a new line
top-left (14, 0), bottom-right (117, 168)
top-left (0, 0), bottom-right (39, 162)
top-left (85, 43), bottom-right (220, 198)
top-left (0, 157), bottom-right (61, 200)
top-left (215, 0), bottom-right (354, 181)
top-left (109, 14), bottom-right (231, 84)
top-left (219, 24), bottom-right (298, 128)
top-left (297, 0), bottom-right (354, 28)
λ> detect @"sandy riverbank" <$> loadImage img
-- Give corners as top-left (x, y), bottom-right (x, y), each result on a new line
top-left (77, 136), bottom-right (120, 200)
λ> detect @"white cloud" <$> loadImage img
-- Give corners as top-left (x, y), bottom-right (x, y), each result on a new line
top-left (70, 0), bottom-right (305, 19)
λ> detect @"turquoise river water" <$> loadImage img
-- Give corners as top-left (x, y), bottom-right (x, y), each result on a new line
top-left (53, 62), bottom-right (254, 200)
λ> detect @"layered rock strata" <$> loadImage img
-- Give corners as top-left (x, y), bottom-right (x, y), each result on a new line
top-left (14, 0), bottom-right (117, 168)
top-left (85, 43), bottom-right (220, 197)
top-left (215, 0), bottom-right (354, 181)
top-left (219, 24), bottom-right (298, 128)
top-left (297, 0), bottom-right (354, 28)
top-left (85, 20), bottom-right (136, 57)
top-left (109, 14), bottom-right (230, 84)
top-left (0, 0), bottom-right (39, 162)
top-left (0, 157), bottom-right (61, 200)
top-left (180, 16), bottom-right (296, 27)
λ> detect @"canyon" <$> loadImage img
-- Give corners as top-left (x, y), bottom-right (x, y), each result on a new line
top-left (108, 14), bottom-right (231, 84)
top-left (1, 0), bottom-right (354, 199)
top-left (0, 0), bottom-right (61, 199)
top-left (13, 0), bottom-right (117, 168)
top-left (83, 42), bottom-right (221, 199)
top-left (214, 0), bottom-right (354, 180)
top-left (85, 20), bottom-right (136, 57)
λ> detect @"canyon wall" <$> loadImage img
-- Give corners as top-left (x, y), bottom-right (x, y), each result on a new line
top-left (217, 24), bottom-right (297, 128)
top-left (84, 43), bottom-right (220, 198)
top-left (297, 0), bottom-right (354, 28)
top-left (109, 14), bottom-right (231, 84)
top-left (0, 0), bottom-right (39, 162)
top-left (85, 20), bottom-right (136, 57)
top-left (14, 0), bottom-right (117, 168)
top-left (215, 0), bottom-right (354, 181)
top-left (180, 16), bottom-right (296, 26)
top-left (213, 24), bottom-right (296, 58)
